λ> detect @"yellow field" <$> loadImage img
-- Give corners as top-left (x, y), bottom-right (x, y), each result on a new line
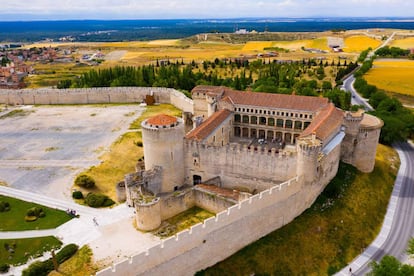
top-left (343, 35), bottom-right (381, 52)
top-left (390, 37), bottom-right (414, 49)
top-left (364, 60), bottom-right (414, 96)
top-left (122, 42), bottom-right (244, 64)
top-left (242, 41), bottom-right (274, 51)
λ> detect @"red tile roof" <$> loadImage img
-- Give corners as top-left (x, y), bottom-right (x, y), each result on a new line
top-left (186, 109), bottom-right (232, 141)
top-left (192, 85), bottom-right (329, 112)
top-left (146, 114), bottom-right (177, 126)
top-left (300, 103), bottom-right (344, 142)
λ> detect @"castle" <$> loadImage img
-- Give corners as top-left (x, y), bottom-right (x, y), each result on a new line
top-left (119, 85), bottom-right (382, 234)
top-left (0, 86), bottom-right (382, 275)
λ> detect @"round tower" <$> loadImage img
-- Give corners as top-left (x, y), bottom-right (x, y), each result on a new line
top-left (353, 114), bottom-right (383, 173)
top-left (296, 134), bottom-right (322, 184)
top-left (341, 110), bottom-right (364, 164)
top-left (135, 197), bottom-right (161, 231)
top-left (141, 114), bottom-right (185, 194)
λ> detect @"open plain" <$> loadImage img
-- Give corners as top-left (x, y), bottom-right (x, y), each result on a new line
top-left (0, 105), bottom-right (144, 200)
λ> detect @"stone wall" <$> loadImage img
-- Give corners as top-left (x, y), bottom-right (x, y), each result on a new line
top-left (184, 141), bottom-right (297, 192)
top-left (96, 176), bottom-right (305, 276)
top-left (0, 87), bottom-right (193, 113)
top-left (160, 189), bottom-right (195, 220)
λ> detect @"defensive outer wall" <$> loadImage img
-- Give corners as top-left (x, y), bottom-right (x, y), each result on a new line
top-left (0, 87), bottom-right (194, 113)
top-left (97, 175), bottom-right (328, 276)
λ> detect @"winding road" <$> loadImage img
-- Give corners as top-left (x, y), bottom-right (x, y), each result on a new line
top-left (337, 31), bottom-right (414, 274)
top-left (337, 141), bottom-right (414, 275)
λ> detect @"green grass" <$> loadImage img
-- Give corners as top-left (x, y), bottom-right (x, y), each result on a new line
top-left (49, 245), bottom-right (97, 276)
top-left (0, 195), bottom-right (72, 231)
top-left (198, 144), bottom-right (398, 275)
top-left (153, 206), bottom-right (214, 238)
top-left (0, 109), bottom-right (33, 119)
top-left (0, 236), bottom-right (62, 266)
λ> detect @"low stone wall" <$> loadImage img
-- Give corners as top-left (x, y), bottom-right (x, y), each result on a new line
top-left (96, 176), bottom-right (322, 276)
top-left (0, 87), bottom-right (193, 113)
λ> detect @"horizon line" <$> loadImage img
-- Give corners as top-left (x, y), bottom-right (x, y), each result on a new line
top-left (1, 16), bottom-right (414, 23)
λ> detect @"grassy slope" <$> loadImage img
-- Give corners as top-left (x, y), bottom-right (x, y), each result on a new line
top-left (0, 195), bottom-right (72, 231)
top-left (199, 144), bottom-right (398, 275)
top-left (0, 236), bottom-right (61, 266)
top-left (49, 245), bottom-right (97, 276)
top-left (76, 104), bottom-right (182, 201)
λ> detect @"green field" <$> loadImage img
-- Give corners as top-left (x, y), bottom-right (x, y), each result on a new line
top-left (199, 144), bottom-right (398, 275)
top-left (0, 195), bottom-right (72, 231)
top-left (0, 236), bottom-right (62, 266)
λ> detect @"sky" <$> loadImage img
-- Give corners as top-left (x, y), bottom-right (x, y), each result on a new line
top-left (1, 0), bottom-right (414, 21)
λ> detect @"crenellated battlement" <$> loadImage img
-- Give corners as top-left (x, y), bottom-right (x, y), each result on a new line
top-left (97, 176), bottom-right (301, 276)
top-left (184, 139), bottom-right (296, 158)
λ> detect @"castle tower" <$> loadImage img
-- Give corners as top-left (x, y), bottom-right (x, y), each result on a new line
top-left (341, 110), bottom-right (364, 164)
top-left (296, 134), bottom-right (322, 184)
top-left (352, 114), bottom-right (383, 173)
top-left (141, 114), bottom-right (185, 194)
top-left (135, 197), bottom-right (161, 231)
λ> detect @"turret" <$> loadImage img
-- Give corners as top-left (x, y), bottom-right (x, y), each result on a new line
top-left (353, 114), bottom-right (383, 173)
top-left (141, 114), bottom-right (185, 194)
top-left (341, 110), bottom-right (364, 164)
top-left (296, 133), bottom-right (322, 184)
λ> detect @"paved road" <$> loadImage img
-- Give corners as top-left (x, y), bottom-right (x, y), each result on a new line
top-left (343, 75), bottom-right (374, 111)
top-left (337, 142), bottom-right (414, 275)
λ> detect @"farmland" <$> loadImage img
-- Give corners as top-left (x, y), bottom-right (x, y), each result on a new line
top-left (343, 35), bottom-right (382, 52)
top-left (390, 37), bottom-right (414, 49)
top-left (24, 33), bottom-right (362, 88)
top-left (364, 59), bottom-right (414, 97)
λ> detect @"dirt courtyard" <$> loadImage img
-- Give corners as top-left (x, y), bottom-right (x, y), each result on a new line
top-left (0, 105), bottom-right (144, 200)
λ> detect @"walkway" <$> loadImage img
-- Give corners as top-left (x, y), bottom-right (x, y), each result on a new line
top-left (0, 185), bottom-right (160, 275)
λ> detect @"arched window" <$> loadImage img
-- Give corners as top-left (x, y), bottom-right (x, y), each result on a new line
top-left (285, 120), bottom-right (293, 129)
top-left (294, 121), bottom-right (302, 130)
top-left (251, 116), bottom-right (257, 124)
top-left (268, 118), bottom-right (275, 126)
top-left (234, 114), bottom-right (241, 122)
top-left (276, 119), bottom-right (284, 128)
top-left (259, 117), bottom-right (266, 125)
top-left (242, 115), bottom-right (249, 123)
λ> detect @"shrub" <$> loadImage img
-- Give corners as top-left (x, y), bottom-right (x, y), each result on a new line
top-left (85, 193), bottom-right (115, 208)
top-left (0, 263), bottom-right (10, 273)
top-left (26, 207), bottom-right (43, 217)
top-left (72, 190), bottom-right (84, 199)
top-left (75, 175), bottom-right (95, 189)
top-left (25, 207), bottom-right (45, 221)
top-left (55, 243), bottom-right (78, 264)
top-left (22, 259), bottom-right (54, 276)
top-left (0, 201), bottom-right (10, 212)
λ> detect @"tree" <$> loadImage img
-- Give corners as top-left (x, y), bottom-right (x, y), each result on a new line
top-left (407, 237), bottom-right (414, 256)
top-left (75, 174), bottom-right (95, 189)
top-left (369, 255), bottom-right (414, 276)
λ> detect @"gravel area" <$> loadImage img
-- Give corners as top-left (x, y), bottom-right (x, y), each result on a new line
top-left (0, 105), bottom-right (144, 200)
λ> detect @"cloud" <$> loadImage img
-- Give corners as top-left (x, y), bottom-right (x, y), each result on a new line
top-left (1, 0), bottom-right (413, 19)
